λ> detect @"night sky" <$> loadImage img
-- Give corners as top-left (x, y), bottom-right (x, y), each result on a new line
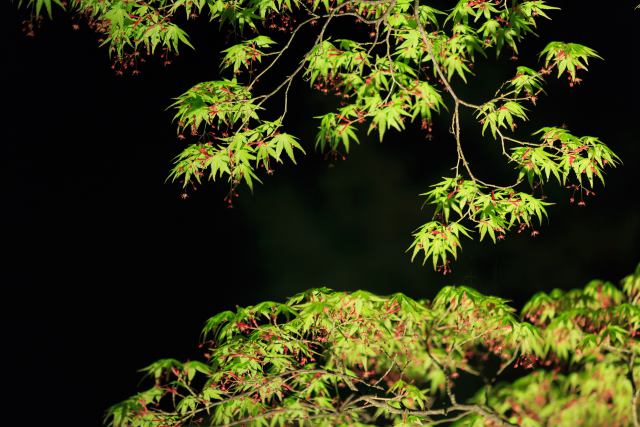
top-left (5, 1), bottom-right (639, 425)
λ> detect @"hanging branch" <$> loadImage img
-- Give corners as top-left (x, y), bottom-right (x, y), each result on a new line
top-left (19, 0), bottom-right (621, 271)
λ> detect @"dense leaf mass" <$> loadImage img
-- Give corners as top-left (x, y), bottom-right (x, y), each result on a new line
top-left (105, 265), bottom-right (640, 426)
top-left (19, 0), bottom-right (622, 269)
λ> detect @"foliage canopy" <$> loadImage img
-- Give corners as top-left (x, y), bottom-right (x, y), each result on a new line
top-left (102, 265), bottom-right (640, 426)
top-left (18, 0), bottom-right (621, 270)
top-left (13, 3), bottom-right (638, 425)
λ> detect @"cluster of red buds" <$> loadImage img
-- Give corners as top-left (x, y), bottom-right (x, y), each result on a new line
top-left (159, 46), bottom-right (174, 67)
top-left (566, 183), bottom-right (595, 206)
top-left (437, 260), bottom-right (452, 275)
top-left (516, 222), bottom-right (540, 237)
top-left (421, 118), bottom-right (434, 140)
top-left (468, 0), bottom-right (502, 6)
top-left (21, 16), bottom-right (43, 37)
top-left (568, 74), bottom-right (583, 88)
top-left (265, 12), bottom-right (295, 32)
top-left (81, 9), bottom-right (110, 35)
top-left (111, 50), bottom-right (146, 76)
top-left (574, 315), bottom-right (606, 334)
top-left (524, 305), bottom-right (552, 326)
top-left (224, 186), bottom-right (240, 208)
top-left (514, 353), bottom-right (538, 369)
top-left (323, 150), bottom-right (347, 163)
top-left (313, 73), bottom-right (347, 98)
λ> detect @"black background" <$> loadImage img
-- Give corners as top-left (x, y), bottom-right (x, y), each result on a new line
top-left (5, 1), bottom-right (639, 425)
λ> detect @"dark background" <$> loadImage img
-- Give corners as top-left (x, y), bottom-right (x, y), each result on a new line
top-left (5, 1), bottom-right (639, 425)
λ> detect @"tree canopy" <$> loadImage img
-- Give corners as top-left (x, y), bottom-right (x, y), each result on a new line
top-left (17, 0), bottom-right (622, 271)
top-left (104, 265), bottom-right (640, 426)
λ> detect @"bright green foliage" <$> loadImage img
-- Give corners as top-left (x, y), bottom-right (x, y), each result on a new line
top-left (221, 36), bottom-right (276, 74)
top-left (409, 177), bottom-right (551, 269)
top-left (20, 0), bottom-right (623, 270)
top-left (19, 0), bottom-right (64, 18)
top-left (539, 42), bottom-right (601, 82)
top-left (105, 265), bottom-right (640, 426)
top-left (168, 80), bottom-right (304, 191)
